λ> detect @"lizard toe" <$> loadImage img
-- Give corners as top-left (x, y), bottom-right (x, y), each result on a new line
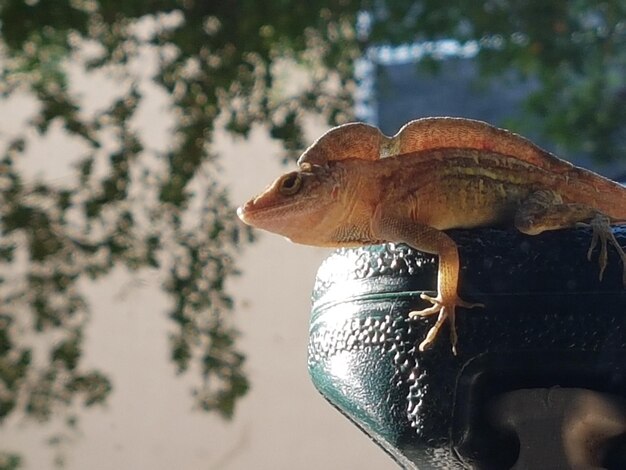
top-left (418, 308), bottom-right (449, 352)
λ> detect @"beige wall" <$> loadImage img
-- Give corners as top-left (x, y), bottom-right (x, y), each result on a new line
top-left (0, 58), bottom-right (396, 469)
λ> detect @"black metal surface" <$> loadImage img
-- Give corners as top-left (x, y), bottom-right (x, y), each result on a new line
top-left (307, 227), bottom-right (626, 469)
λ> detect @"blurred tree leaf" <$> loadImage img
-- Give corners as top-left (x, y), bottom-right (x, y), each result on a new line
top-left (0, 452), bottom-right (21, 470)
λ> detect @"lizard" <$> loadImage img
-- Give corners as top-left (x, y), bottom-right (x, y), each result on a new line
top-left (237, 117), bottom-right (626, 354)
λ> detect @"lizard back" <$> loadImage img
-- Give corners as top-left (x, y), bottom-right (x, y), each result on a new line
top-left (374, 147), bottom-right (626, 227)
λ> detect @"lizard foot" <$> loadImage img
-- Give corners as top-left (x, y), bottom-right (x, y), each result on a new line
top-left (409, 294), bottom-right (483, 355)
top-left (579, 214), bottom-right (626, 286)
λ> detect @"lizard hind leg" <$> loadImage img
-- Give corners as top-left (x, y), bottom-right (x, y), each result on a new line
top-left (515, 191), bottom-right (626, 286)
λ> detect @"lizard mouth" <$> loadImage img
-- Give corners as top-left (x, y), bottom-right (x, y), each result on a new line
top-left (236, 200), bottom-right (271, 226)
top-left (236, 196), bottom-right (315, 227)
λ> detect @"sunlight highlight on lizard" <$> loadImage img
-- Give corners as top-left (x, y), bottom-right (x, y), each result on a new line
top-left (238, 117), bottom-right (626, 354)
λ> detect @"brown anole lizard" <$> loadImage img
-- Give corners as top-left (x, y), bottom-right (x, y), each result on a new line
top-left (237, 117), bottom-right (626, 354)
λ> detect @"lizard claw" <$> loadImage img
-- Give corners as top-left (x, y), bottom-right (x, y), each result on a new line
top-left (586, 214), bottom-right (626, 285)
top-left (409, 294), bottom-right (483, 355)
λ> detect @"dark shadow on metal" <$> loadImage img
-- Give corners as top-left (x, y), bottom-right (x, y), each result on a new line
top-left (307, 227), bottom-right (626, 469)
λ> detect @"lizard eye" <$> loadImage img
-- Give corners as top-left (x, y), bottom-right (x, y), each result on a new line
top-left (278, 172), bottom-right (302, 195)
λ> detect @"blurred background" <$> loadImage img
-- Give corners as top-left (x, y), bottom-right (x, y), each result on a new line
top-left (0, 1), bottom-right (624, 469)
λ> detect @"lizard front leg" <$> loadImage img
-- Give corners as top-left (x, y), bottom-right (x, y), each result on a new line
top-left (515, 190), bottom-right (626, 285)
top-left (371, 208), bottom-right (482, 354)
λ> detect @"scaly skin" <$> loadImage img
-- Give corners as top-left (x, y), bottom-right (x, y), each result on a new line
top-left (237, 117), bottom-right (626, 354)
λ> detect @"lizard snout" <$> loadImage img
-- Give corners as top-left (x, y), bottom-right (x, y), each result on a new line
top-left (236, 201), bottom-right (254, 225)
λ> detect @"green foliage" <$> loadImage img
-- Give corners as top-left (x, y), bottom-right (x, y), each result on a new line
top-left (365, 0), bottom-right (625, 161)
top-left (0, 1), bottom-right (360, 442)
top-left (0, 0), bottom-right (623, 464)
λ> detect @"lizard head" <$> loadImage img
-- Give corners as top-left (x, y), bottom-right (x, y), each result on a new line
top-left (237, 163), bottom-right (348, 246)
